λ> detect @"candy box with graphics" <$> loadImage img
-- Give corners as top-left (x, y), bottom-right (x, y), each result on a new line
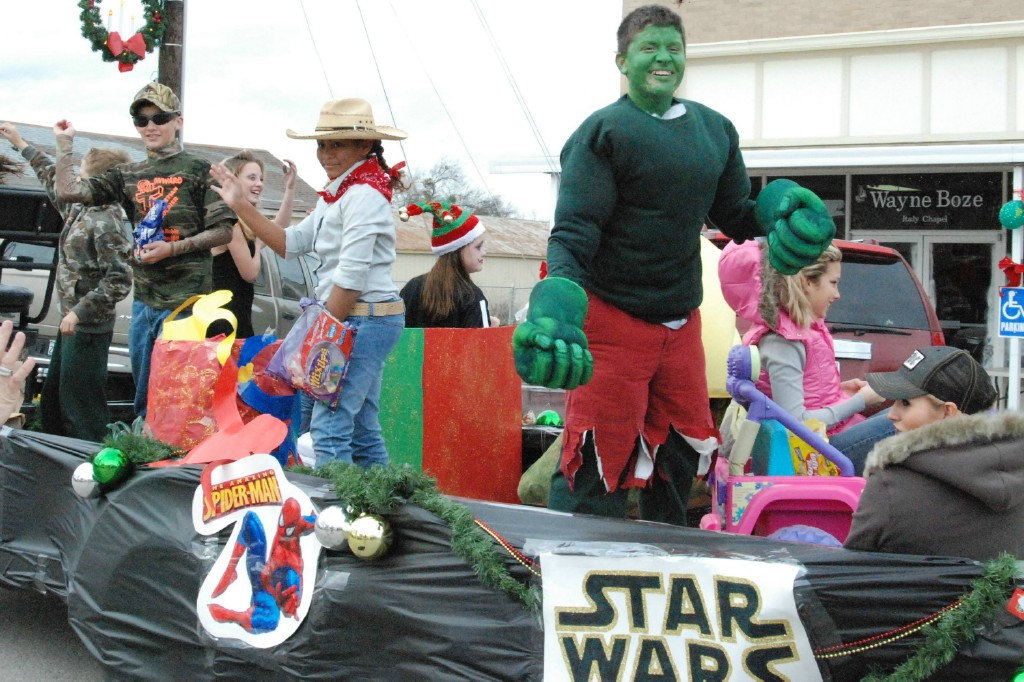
top-left (267, 301), bottom-right (354, 408)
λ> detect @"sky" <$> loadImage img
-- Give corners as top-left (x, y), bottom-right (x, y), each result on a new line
top-left (1, 0), bottom-right (623, 220)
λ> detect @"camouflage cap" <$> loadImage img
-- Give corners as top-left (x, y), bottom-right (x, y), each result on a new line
top-left (129, 82), bottom-right (181, 115)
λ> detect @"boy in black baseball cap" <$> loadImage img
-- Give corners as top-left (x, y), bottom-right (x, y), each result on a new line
top-left (865, 345), bottom-right (996, 433)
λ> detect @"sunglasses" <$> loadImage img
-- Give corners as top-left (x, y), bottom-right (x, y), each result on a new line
top-left (132, 111), bottom-right (179, 127)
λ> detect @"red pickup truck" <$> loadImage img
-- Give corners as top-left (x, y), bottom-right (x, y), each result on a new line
top-left (704, 230), bottom-right (944, 381)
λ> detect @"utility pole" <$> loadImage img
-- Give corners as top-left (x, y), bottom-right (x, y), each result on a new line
top-left (157, 0), bottom-right (186, 134)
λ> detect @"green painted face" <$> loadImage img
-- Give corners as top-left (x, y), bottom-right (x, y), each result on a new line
top-left (615, 24), bottom-right (685, 116)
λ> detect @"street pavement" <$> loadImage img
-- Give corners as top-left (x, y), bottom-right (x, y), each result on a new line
top-left (0, 586), bottom-right (104, 680)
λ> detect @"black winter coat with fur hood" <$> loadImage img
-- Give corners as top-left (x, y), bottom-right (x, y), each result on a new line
top-left (844, 411), bottom-right (1024, 561)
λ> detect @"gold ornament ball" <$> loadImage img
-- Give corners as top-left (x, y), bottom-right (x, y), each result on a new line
top-left (346, 514), bottom-right (393, 560)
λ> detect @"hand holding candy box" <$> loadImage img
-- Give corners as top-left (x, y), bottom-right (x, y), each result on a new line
top-left (135, 198), bottom-right (167, 249)
top-left (267, 300), bottom-right (355, 408)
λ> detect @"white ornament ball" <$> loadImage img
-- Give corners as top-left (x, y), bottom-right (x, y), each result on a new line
top-left (314, 505), bottom-right (352, 550)
top-left (72, 462), bottom-right (100, 498)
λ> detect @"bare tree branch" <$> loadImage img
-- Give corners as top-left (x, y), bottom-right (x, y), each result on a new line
top-left (396, 158), bottom-right (521, 218)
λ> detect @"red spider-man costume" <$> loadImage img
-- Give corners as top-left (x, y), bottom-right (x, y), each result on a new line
top-left (208, 497), bottom-right (316, 634)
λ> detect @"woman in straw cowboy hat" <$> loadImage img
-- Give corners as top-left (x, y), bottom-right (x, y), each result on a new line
top-left (211, 98), bottom-right (407, 469)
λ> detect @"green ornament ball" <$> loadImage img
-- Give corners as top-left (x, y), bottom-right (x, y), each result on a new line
top-left (535, 410), bottom-right (564, 427)
top-left (1000, 200), bottom-right (1024, 230)
top-left (91, 447), bottom-right (130, 486)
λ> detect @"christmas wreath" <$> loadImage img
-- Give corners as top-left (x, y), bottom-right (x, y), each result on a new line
top-left (77, 0), bottom-right (166, 72)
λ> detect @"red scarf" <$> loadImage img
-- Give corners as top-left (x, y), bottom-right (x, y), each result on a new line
top-left (317, 158), bottom-right (404, 204)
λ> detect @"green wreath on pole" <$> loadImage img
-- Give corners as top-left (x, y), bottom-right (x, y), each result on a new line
top-left (77, 0), bottom-right (166, 72)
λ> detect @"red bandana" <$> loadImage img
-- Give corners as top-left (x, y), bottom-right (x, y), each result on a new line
top-left (317, 158), bottom-right (399, 204)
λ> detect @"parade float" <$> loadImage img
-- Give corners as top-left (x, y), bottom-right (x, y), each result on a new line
top-left (2, 425), bottom-right (1024, 681)
top-left (1, 289), bottom-right (1023, 680)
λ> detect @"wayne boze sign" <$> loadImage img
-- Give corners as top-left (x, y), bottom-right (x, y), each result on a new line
top-left (850, 172), bottom-right (1001, 231)
top-left (542, 554), bottom-right (821, 681)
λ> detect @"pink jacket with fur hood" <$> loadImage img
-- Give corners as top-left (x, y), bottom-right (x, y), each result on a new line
top-left (718, 239), bottom-right (862, 434)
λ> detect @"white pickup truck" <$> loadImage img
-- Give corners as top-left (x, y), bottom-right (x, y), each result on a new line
top-left (0, 185), bottom-right (317, 418)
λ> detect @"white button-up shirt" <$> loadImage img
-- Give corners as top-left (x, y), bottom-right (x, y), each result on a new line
top-left (284, 161), bottom-right (399, 302)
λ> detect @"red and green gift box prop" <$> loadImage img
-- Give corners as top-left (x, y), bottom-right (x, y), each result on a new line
top-left (380, 327), bottom-right (523, 503)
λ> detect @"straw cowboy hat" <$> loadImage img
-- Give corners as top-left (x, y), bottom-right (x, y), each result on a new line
top-left (286, 98), bottom-right (407, 141)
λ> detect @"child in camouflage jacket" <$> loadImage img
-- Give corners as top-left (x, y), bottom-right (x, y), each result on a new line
top-left (0, 122), bottom-right (133, 440)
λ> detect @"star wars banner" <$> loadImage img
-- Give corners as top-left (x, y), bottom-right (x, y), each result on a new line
top-left (542, 554), bottom-right (821, 681)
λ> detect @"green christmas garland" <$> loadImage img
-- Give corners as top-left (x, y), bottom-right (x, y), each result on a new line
top-left (863, 553), bottom-right (1020, 681)
top-left (296, 461), bottom-right (1021, 674)
top-left (98, 429), bottom-right (1020, 669)
top-left (104, 420), bottom-right (180, 464)
top-left (295, 461), bottom-right (540, 610)
top-left (77, 0), bottom-right (165, 69)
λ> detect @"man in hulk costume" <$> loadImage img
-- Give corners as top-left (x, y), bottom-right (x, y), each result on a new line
top-left (513, 4), bottom-right (834, 525)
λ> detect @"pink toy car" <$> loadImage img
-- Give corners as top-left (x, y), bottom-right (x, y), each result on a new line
top-left (700, 346), bottom-right (865, 544)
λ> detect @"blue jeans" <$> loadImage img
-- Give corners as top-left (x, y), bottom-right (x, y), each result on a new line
top-left (299, 393), bottom-right (314, 435)
top-left (309, 310), bottom-right (404, 468)
top-left (130, 299), bottom-right (173, 418)
top-left (829, 408), bottom-right (897, 475)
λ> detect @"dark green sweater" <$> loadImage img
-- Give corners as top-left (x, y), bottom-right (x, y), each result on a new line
top-left (548, 96), bottom-right (761, 323)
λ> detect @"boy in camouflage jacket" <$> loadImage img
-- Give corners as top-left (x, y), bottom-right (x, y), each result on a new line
top-left (0, 122), bottom-right (133, 440)
top-left (48, 83), bottom-right (235, 418)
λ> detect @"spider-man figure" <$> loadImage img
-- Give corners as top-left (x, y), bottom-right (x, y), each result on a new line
top-left (208, 497), bottom-right (316, 634)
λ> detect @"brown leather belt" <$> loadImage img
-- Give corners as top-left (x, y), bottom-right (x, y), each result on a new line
top-left (350, 300), bottom-right (405, 316)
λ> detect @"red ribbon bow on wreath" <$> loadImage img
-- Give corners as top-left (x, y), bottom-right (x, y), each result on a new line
top-left (999, 256), bottom-right (1024, 288)
top-left (107, 31), bottom-right (148, 72)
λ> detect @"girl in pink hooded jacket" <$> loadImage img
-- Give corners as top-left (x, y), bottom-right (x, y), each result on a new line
top-left (719, 239), bottom-right (892, 473)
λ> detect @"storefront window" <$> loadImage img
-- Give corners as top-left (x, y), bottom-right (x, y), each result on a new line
top-left (850, 172), bottom-right (1002, 231)
top-left (748, 176), bottom-right (763, 197)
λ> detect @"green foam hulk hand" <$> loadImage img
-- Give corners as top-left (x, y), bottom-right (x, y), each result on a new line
top-left (513, 277), bottom-right (594, 390)
top-left (755, 179), bottom-right (836, 275)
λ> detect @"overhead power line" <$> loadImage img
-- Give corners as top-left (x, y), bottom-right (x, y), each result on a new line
top-left (297, 0), bottom-right (333, 99)
top-left (384, 0), bottom-right (492, 193)
top-left (355, 0), bottom-right (409, 164)
top-left (469, 0), bottom-right (557, 173)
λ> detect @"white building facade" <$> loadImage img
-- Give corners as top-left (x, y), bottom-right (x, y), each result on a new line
top-left (664, 3), bottom-right (1023, 368)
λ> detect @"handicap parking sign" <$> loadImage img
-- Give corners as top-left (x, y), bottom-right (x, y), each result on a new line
top-left (998, 287), bottom-right (1024, 337)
